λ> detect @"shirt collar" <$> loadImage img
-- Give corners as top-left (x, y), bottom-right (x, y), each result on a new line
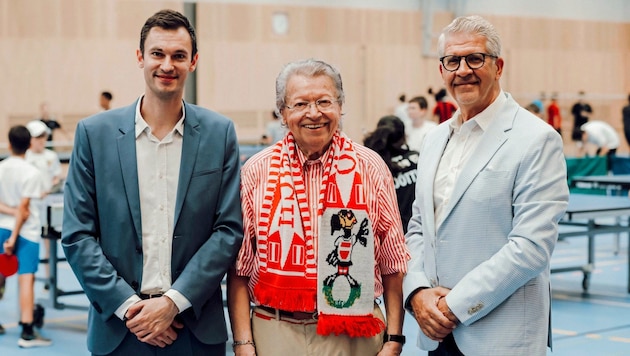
top-left (134, 95), bottom-right (186, 138)
top-left (449, 90), bottom-right (507, 133)
top-left (295, 141), bottom-right (333, 167)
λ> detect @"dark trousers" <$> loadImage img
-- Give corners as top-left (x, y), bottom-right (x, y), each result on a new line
top-left (594, 148), bottom-right (617, 172)
top-left (428, 333), bottom-right (465, 356)
top-left (96, 325), bottom-right (225, 356)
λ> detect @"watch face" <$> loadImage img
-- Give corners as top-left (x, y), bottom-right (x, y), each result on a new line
top-left (272, 12), bottom-right (289, 35)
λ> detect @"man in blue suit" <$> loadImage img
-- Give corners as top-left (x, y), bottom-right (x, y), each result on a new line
top-left (62, 9), bottom-right (243, 355)
top-left (403, 16), bottom-right (569, 355)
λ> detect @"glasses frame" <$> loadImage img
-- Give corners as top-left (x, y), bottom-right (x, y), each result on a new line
top-left (439, 52), bottom-right (498, 72)
top-left (284, 99), bottom-right (338, 113)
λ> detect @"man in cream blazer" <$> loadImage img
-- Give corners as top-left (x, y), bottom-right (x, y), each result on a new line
top-left (403, 16), bottom-right (569, 356)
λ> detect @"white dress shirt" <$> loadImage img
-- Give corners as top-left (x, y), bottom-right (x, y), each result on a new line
top-left (115, 97), bottom-right (191, 319)
top-left (433, 91), bottom-right (507, 228)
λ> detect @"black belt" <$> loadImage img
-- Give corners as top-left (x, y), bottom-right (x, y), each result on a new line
top-left (257, 305), bottom-right (318, 321)
top-left (140, 293), bottom-right (164, 299)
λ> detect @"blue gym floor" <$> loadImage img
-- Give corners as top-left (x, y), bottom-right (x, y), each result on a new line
top-left (0, 231), bottom-right (628, 355)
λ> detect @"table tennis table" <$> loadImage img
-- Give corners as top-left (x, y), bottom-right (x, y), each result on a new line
top-left (572, 174), bottom-right (630, 193)
top-left (554, 194), bottom-right (630, 293)
top-left (37, 194), bottom-right (88, 311)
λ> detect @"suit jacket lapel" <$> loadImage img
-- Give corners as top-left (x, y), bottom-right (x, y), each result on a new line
top-left (117, 101), bottom-right (142, 242)
top-left (441, 95), bottom-right (518, 222)
top-left (423, 123), bottom-right (451, 237)
top-left (174, 102), bottom-right (201, 228)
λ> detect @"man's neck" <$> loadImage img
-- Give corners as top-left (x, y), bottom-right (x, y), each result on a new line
top-left (140, 95), bottom-right (184, 140)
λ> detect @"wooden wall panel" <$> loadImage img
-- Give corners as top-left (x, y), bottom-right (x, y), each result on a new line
top-left (5, 0), bottom-right (60, 38)
top-left (116, 1), bottom-right (183, 41)
top-left (0, 1), bottom-right (628, 156)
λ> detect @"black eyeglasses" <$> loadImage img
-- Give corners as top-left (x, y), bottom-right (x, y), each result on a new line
top-left (439, 53), bottom-right (497, 72)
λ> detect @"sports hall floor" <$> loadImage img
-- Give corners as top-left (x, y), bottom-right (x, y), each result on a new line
top-left (0, 230), bottom-right (628, 355)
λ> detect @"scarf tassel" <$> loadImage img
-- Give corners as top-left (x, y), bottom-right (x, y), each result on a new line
top-left (316, 313), bottom-right (386, 338)
top-left (254, 282), bottom-right (317, 311)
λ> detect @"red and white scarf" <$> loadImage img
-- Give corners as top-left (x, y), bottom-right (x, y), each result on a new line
top-left (253, 132), bottom-right (385, 337)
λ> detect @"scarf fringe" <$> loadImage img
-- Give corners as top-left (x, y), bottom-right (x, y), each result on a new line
top-left (316, 313), bottom-right (386, 338)
top-left (253, 282), bottom-right (316, 311)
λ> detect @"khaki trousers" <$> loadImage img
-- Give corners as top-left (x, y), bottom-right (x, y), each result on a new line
top-left (252, 304), bottom-right (385, 356)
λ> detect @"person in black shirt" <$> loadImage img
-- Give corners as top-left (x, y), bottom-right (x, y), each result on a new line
top-left (571, 91), bottom-right (593, 142)
top-left (364, 115), bottom-right (419, 233)
top-left (622, 94), bottom-right (630, 148)
top-left (36, 102), bottom-right (62, 147)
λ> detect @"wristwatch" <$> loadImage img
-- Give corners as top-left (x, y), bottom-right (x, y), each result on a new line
top-left (384, 333), bottom-right (406, 345)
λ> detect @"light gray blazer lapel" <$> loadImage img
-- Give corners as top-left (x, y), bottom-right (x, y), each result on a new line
top-left (422, 122), bottom-right (452, 237)
top-left (440, 95), bottom-right (518, 224)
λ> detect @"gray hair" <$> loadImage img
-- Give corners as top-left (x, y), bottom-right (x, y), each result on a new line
top-left (275, 59), bottom-right (345, 119)
top-left (437, 15), bottom-right (501, 58)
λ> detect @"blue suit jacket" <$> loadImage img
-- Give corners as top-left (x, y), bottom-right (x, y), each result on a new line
top-left (403, 93), bottom-right (569, 355)
top-left (61, 100), bottom-right (243, 354)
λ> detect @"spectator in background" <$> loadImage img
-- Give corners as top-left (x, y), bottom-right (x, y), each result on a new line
top-left (264, 110), bottom-right (287, 145)
top-left (525, 102), bottom-right (543, 119)
top-left (36, 102), bottom-right (63, 147)
top-left (364, 115), bottom-right (419, 233)
top-left (571, 90), bottom-right (593, 143)
top-left (395, 93), bottom-right (412, 130)
top-left (25, 120), bottom-right (63, 293)
top-left (0, 125), bottom-right (51, 348)
top-left (531, 91), bottom-right (545, 113)
top-left (580, 120), bottom-right (620, 170)
top-left (99, 91), bottom-right (113, 111)
top-left (429, 88), bottom-right (458, 124)
top-left (406, 96), bottom-right (437, 152)
top-left (622, 94), bottom-right (630, 149)
top-left (547, 93), bottom-right (562, 136)
top-left (26, 121), bottom-right (63, 195)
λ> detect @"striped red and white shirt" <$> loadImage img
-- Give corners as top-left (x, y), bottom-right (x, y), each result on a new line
top-left (236, 140), bottom-right (410, 302)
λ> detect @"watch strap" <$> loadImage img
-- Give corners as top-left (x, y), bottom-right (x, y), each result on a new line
top-left (384, 333), bottom-right (406, 345)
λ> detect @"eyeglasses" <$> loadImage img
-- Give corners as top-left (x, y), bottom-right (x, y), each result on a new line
top-left (285, 99), bottom-right (337, 113)
top-left (439, 53), bottom-right (497, 72)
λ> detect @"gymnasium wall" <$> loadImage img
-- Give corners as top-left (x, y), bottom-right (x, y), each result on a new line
top-left (0, 0), bottom-right (628, 155)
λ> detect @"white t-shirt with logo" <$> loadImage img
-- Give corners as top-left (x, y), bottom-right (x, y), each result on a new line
top-left (0, 156), bottom-right (44, 242)
top-left (26, 149), bottom-right (62, 193)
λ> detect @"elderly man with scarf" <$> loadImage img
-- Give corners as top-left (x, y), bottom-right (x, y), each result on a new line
top-left (227, 58), bottom-right (410, 356)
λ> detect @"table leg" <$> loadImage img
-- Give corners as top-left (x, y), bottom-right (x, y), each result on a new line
top-left (584, 219), bottom-right (596, 292)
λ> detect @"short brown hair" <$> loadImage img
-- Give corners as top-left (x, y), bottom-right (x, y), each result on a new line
top-left (139, 9), bottom-right (197, 57)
